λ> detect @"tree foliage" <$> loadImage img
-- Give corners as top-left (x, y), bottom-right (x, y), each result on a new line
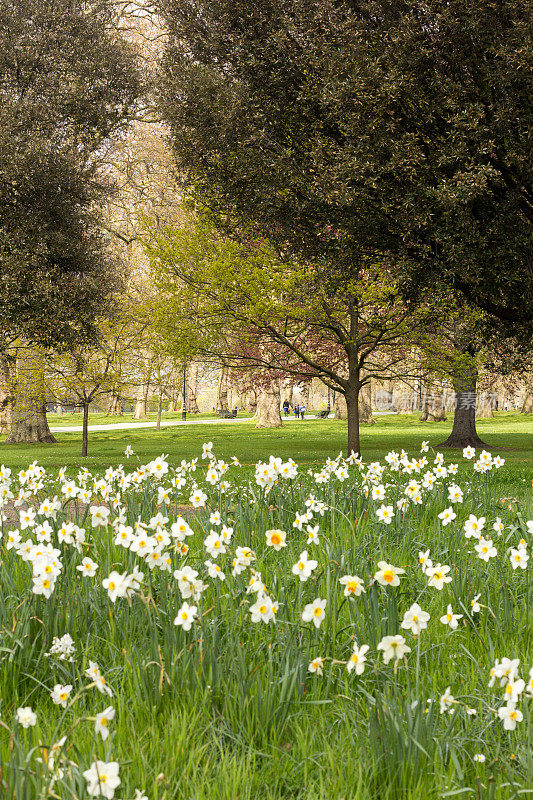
top-left (0, 0), bottom-right (141, 348)
top-left (158, 0), bottom-right (532, 334)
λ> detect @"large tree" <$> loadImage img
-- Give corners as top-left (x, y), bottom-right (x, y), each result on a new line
top-left (147, 217), bottom-right (431, 454)
top-left (158, 0), bottom-right (532, 447)
top-left (0, 0), bottom-right (141, 441)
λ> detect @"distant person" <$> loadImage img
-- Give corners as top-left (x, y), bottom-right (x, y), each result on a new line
top-left (293, 404), bottom-right (299, 418)
top-left (299, 403), bottom-right (306, 419)
top-left (232, 407), bottom-right (237, 417)
top-left (283, 399), bottom-right (290, 416)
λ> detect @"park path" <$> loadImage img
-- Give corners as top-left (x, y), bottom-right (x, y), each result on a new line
top-left (49, 411), bottom-right (395, 434)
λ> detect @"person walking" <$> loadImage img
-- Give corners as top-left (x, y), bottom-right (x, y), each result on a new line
top-left (283, 399), bottom-right (290, 416)
top-left (299, 403), bottom-right (306, 419)
top-left (293, 403), bottom-right (299, 418)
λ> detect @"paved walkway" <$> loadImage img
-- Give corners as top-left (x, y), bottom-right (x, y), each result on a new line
top-left (49, 411), bottom-right (396, 434)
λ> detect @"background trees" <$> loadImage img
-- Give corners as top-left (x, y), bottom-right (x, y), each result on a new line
top-left (157, 0), bottom-right (532, 448)
top-left (158, 0), bottom-right (531, 331)
top-left (147, 216), bottom-right (432, 454)
top-left (0, 0), bottom-right (141, 441)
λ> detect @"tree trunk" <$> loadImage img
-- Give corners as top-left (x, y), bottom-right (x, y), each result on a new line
top-left (156, 391), bottom-right (163, 431)
top-left (244, 389), bottom-right (257, 413)
top-left (218, 365), bottom-right (229, 411)
top-left (133, 383), bottom-right (149, 419)
top-left (393, 389), bottom-right (416, 414)
top-left (254, 382), bottom-right (283, 428)
top-left (106, 392), bottom-right (123, 416)
top-left (81, 402), bottom-right (89, 457)
top-left (359, 380), bottom-right (376, 424)
top-left (438, 369), bottom-right (489, 448)
top-left (519, 380), bottom-right (533, 413)
top-left (334, 388), bottom-right (374, 424)
top-left (187, 362), bottom-right (200, 413)
top-left (0, 354), bottom-right (13, 435)
top-left (345, 386), bottom-right (361, 456)
top-left (5, 349), bottom-right (56, 444)
top-left (419, 391), bottom-right (447, 422)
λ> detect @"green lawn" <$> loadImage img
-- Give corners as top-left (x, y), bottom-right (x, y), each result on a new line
top-left (1, 414), bottom-right (532, 799)
top-left (1, 412), bottom-right (531, 485)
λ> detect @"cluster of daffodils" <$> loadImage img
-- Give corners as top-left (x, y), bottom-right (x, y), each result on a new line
top-left (255, 455), bottom-right (298, 490)
top-left (1, 436), bottom-right (531, 785)
top-left (10, 643), bottom-right (148, 799)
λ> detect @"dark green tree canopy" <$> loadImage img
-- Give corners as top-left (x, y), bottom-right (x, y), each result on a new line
top-left (0, 0), bottom-right (141, 348)
top-left (159, 0), bottom-right (532, 333)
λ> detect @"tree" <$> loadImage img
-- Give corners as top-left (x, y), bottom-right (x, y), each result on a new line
top-left (147, 217), bottom-right (431, 454)
top-left (157, 0), bottom-right (532, 447)
top-left (0, 0), bottom-right (140, 442)
top-left (159, 0), bottom-right (531, 330)
top-left (46, 307), bottom-right (146, 456)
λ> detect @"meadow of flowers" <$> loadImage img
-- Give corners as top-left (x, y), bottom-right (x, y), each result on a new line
top-left (0, 441), bottom-right (531, 799)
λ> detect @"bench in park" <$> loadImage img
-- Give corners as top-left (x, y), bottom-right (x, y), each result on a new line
top-left (217, 409), bottom-right (237, 418)
top-left (316, 409), bottom-right (330, 419)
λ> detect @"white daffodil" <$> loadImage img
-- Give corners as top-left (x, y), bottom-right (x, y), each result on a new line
top-left (265, 529), bottom-right (287, 550)
top-left (439, 687), bottom-right (455, 714)
top-left (308, 657), bottom-right (325, 676)
top-left (376, 504), bottom-right (395, 525)
top-left (77, 557), bottom-right (98, 577)
top-left (497, 703), bottom-right (523, 731)
top-left (301, 597), bottom-right (327, 629)
top-left (346, 643), bottom-right (370, 675)
top-left (291, 550), bottom-right (318, 582)
top-left (401, 603), bottom-right (430, 635)
top-left (83, 760), bottom-right (121, 799)
top-left (339, 574), bottom-right (365, 597)
top-left (475, 538), bottom-right (497, 561)
top-left (174, 601), bottom-right (198, 631)
top-left (50, 684), bottom-right (72, 708)
top-left (510, 548), bottom-right (529, 569)
top-left (374, 561), bottom-right (405, 588)
top-left (426, 563), bottom-right (452, 590)
top-left (95, 706), bottom-right (115, 741)
top-left (440, 604), bottom-right (463, 630)
top-left (438, 507), bottom-right (456, 526)
top-left (16, 706), bottom-right (37, 728)
top-left (249, 595), bottom-right (276, 624)
top-left (377, 634), bottom-right (411, 665)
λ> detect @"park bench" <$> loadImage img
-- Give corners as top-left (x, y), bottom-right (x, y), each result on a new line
top-left (316, 409), bottom-right (330, 419)
top-left (217, 409), bottom-right (237, 418)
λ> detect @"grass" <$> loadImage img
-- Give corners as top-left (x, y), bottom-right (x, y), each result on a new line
top-left (0, 427), bottom-right (532, 798)
top-left (1, 413), bottom-right (532, 479)
top-left (0, 434), bottom-right (533, 800)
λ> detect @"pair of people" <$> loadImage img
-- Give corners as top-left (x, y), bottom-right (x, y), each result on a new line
top-left (294, 403), bottom-right (306, 419)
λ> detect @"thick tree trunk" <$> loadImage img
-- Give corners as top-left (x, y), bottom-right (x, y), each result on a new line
top-left (334, 388), bottom-right (375, 424)
top-left (5, 350), bottom-right (56, 444)
top-left (419, 391), bottom-right (447, 422)
top-left (438, 370), bottom-right (489, 448)
top-left (254, 382), bottom-right (283, 428)
top-left (81, 402), bottom-right (89, 457)
top-left (393, 389), bottom-right (416, 414)
top-left (133, 383), bottom-right (149, 419)
top-left (218, 365), bottom-right (229, 411)
top-left (244, 389), bottom-right (257, 413)
top-left (0, 354), bottom-right (13, 435)
top-left (106, 392), bottom-right (123, 416)
top-left (187, 362), bottom-right (200, 413)
top-left (359, 380), bottom-right (376, 424)
top-left (519, 380), bottom-right (533, 413)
